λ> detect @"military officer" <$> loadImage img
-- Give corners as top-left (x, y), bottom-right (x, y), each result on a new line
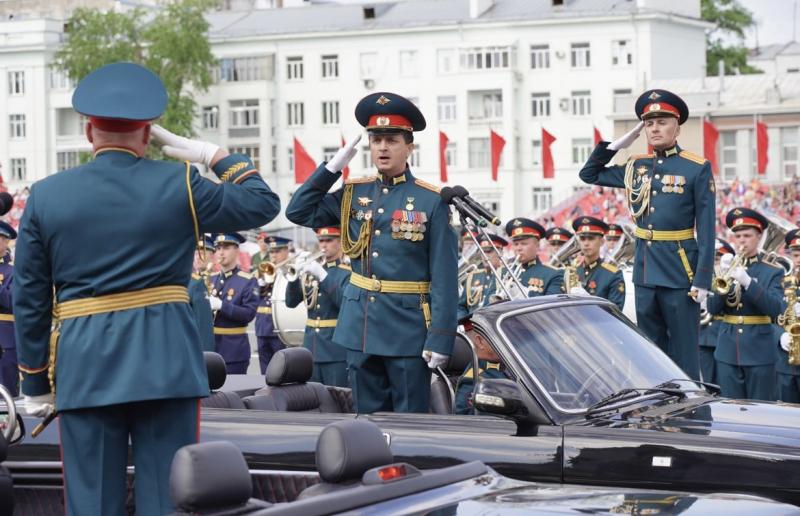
top-left (776, 229), bottom-right (800, 402)
top-left (285, 91), bottom-right (458, 414)
top-left (250, 231), bottom-right (270, 272)
top-left (606, 223), bottom-right (623, 245)
top-left (457, 233), bottom-right (509, 319)
top-left (254, 236), bottom-right (290, 374)
top-left (454, 324), bottom-right (509, 415)
top-left (210, 232), bottom-right (260, 374)
top-left (579, 89), bottom-right (716, 380)
top-left (545, 226), bottom-right (573, 257)
top-left (698, 239), bottom-right (734, 385)
top-left (505, 218), bottom-right (564, 297)
top-left (189, 235), bottom-right (215, 352)
top-left (14, 62), bottom-right (279, 515)
top-left (707, 208), bottom-right (785, 401)
top-left (285, 227), bottom-right (351, 387)
top-left (569, 216), bottom-right (625, 311)
top-left (0, 221), bottom-right (17, 396)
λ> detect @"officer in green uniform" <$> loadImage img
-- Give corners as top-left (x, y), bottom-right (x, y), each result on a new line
top-left (0, 221), bottom-right (17, 396)
top-left (250, 231), bottom-right (270, 272)
top-left (285, 226), bottom-right (352, 387)
top-left (579, 89), bottom-right (716, 380)
top-left (454, 324), bottom-right (509, 414)
top-left (776, 229), bottom-right (800, 402)
top-left (189, 235), bottom-right (215, 352)
top-left (285, 92), bottom-right (458, 414)
top-left (569, 216), bottom-right (625, 311)
top-left (13, 62), bottom-right (279, 515)
top-left (505, 218), bottom-right (564, 297)
top-left (545, 226), bottom-right (573, 256)
top-left (457, 233), bottom-right (508, 319)
top-left (708, 208), bottom-right (785, 401)
top-left (698, 238), bottom-right (734, 385)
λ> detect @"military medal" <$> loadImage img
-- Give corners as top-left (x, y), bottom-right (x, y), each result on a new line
top-left (356, 210), bottom-right (364, 221)
top-left (405, 197), bottom-right (415, 210)
top-left (227, 288), bottom-right (235, 300)
top-left (364, 210), bottom-right (372, 220)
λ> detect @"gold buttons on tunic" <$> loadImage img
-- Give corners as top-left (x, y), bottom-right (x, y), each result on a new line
top-left (369, 296), bottom-right (376, 302)
top-left (375, 229), bottom-right (381, 236)
top-left (378, 208), bottom-right (385, 214)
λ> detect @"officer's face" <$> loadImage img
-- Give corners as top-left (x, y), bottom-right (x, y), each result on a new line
top-left (258, 240), bottom-right (268, 253)
top-left (269, 248), bottom-right (289, 264)
top-left (578, 234), bottom-right (603, 260)
top-left (479, 246), bottom-right (502, 268)
top-left (0, 237), bottom-right (8, 256)
top-left (216, 243), bottom-right (239, 270)
top-left (732, 228), bottom-right (761, 257)
top-left (318, 238), bottom-right (341, 260)
top-left (369, 133), bottom-right (413, 176)
top-left (549, 240), bottom-right (565, 252)
top-left (644, 116), bottom-right (680, 150)
top-left (512, 237), bottom-right (539, 262)
top-left (790, 249), bottom-right (800, 269)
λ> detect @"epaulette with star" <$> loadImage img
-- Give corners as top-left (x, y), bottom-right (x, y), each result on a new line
top-left (678, 150), bottom-right (707, 165)
top-left (414, 178), bottom-right (441, 194)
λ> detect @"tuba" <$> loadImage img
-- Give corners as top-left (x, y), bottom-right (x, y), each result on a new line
top-left (607, 223), bottom-right (636, 269)
top-left (549, 236), bottom-right (582, 292)
top-left (761, 212), bottom-right (795, 277)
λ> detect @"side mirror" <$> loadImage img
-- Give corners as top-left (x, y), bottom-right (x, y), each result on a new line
top-left (474, 378), bottom-right (550, 434)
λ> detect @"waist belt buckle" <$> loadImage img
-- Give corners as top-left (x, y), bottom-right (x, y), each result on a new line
top-left (738, 316), bottom-right (744, 324)
top-left (642, 229), bottom-right (653, 240)
top-left (371, 278), bottom-right (382, 291)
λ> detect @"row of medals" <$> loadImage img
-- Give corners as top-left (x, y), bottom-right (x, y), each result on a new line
top-left (391, 203), bottom-right (427, 241)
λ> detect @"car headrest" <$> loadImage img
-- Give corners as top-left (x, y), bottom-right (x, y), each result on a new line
top-left (315, 420), bottom-right (393, 484)
top-left (446, 334), bottom-right (473, 374)
top-left (266, 347), bottom-right (313, 386)
top-left (170, 441), bottom-right (251, 512)
top-left (204, 352), bottom-right (227, 391)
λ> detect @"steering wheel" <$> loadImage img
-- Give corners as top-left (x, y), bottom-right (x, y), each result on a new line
top-left (575, 365), bottom-right (632, 407)
top-left (0, 385), bottom-right (17, 442)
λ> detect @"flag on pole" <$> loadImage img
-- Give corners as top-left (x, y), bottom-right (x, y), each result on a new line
top-left (439, 131), bottom-right (450, 183)
top-left (542, 128), bottom-right (556, 179)
top-left (490, 130), bottom-right (505, 182)
top-left (293, 137), bottom-right (317, 184)
top-left (340, 135), bottom-right (350, 180)
top-left (593, 126), bottom-right (603, 146)
top-left (756, 120), bottom-right (769, 175)
top-left (703, 118), bottom-right (720, 175)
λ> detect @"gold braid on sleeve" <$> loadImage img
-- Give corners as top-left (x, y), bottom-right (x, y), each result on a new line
top-left (624, 159), bottom-right (651, 220)
top-left (340, 184), bottom-right (372, 262)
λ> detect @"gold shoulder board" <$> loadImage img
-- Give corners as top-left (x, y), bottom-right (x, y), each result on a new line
top-left (345, 175), bottom-right (378, 185)
top-left (414, 178), bottom-right (441, 194)
top-left (237, 271), bottom-right (253, 279)
top-left (191, 273), bottom-right (201, 280)
top-left (601, 263), bottom-right (619, 273)
top-left (338, 264), bottom-right (352, 271)
top-left (627, 153), bottom-right (654, 162)
top-left (679, 150), bottom-right (707, 165)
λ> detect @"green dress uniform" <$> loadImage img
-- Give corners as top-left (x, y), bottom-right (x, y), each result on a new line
top-left (571, 216), bottom-right (625, 311)
top-left (457, 234), bottom-right (508, 319)
top-left (579, 90), bottom-right (715, 380)
top-left (776, 229), bottom-right (800, 402)
top-left (699, 239), bottom-right (735, 385)
top-left (505, 218), bottom-right (564, 297)
top-left (13, 63), bottom-right (280, 515)
top-left (285, 92), bottom-right (458, 414)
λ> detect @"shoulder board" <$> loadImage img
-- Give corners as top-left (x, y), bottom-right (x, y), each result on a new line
top-left (542, 263), bottom-right (560, 271)
top-left (191, 273), bottom-right (201, 280)
top-left (601, 263), bottom-right (619, 273)
top-left (237, 271), bottom-right (253, 279)
top-left (414, 178), bottom-right (441, 194)
top-left (345, 175), bottom-right (378, 185)
top-left (679, 150), bottom-right (707, 165)
top-left (337, 263), bottom-right (352, 271)
top-left (628, 153), bottom-right (654, 162)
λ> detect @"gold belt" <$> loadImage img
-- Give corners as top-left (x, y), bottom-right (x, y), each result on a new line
top-left (257, 306), bottom-right (272, 314)
top-left (307, 319), bottom-right (337, 328)
top-left (0, 314), bottom-right (13, 322)
top-left (214, 327), bottom-right (248, 335)
top-left (350, 272), bottom-right (430, 294)
top-left (55, 285), bottom-right (190, 319)
top-left (722, 315), bottom-right (772, 325)
top-left (634, 227), bottom-right (694, 241)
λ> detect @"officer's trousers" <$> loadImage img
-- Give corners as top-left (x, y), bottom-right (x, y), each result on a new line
top-left (312, 361), bottom-right (348, 387)
top-left (635, 285), bottom-right (700, 380)
top-left (257, 336), bottom-right (286, 374)
top-left (0, 346), bottom-right (18, 397)
top-left (346, 350), bottom-right (430, 413)
top-left (716, 362), bottom-right (775, 401)
top-left (59, 397), bottom-right (199, 516)
top-left (698, 346), bottom-right (717, 385)
top-left (776, 372), bottom-right (800, 403)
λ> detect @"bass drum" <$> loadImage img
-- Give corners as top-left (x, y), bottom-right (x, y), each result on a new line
top-left (622, 268), bottom-right (636, 324)
top-left (270, 272), bottom-right (307, 347)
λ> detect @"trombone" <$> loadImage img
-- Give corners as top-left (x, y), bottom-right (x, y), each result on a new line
top-left (462, 224), bottom-right (527, 301)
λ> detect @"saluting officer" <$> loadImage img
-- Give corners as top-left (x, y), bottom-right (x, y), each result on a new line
top-left (13, 62), bottom-right (279, 515)
top-left (285, 227), bottom-right (351, 387)
top-left (545, 226), bottom-right (573, 256)
top-left (569, 216), bottom-right (625, 311)
top-left (579, 89), bottom-right (716, 380)
top-left (707, 208), bottom-right (785, 401)
top-left (698, 238), bottom-right (734, 385)
top-left (254, 236), bottom-right (290, 374)
top-left (0, 221), bottom-right (17, 396)
top-left (189, 235), bottom-right (216, 352)
top-left (776, 228), bottom-right (800, 402)
top-left (457, 233), bottom-right (509, 319)
top-left (285, 92), bottom-right (458, 414)
top-left (505, 218), bottom-right (564, 296)
top-left (210, 233), bottom-right (260, 374)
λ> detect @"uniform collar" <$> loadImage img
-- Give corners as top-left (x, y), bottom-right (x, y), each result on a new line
top-left (325, 258), bottom-right (341, 268)
top-left (93, 146), bottom-right (141, 159)
top-left (745, 254), bottom-right (760, 266)
top-left (654, 143), bottom-right (681, 158)
top-left (525, 257), bottom-right (540, 268)
top-left (223, 266), bottom-right (239, 278)
top-left (380, 168), bottom-right (410, 186)
top-left (585, 258), bottom-right (600, 270)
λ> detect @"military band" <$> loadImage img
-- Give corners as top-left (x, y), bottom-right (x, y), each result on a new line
top-left (776, 229), bottom-right (800, 402)
top-left (189, 236), bottom-right (216, 353)
top-left (505, 218), bottom-right (564, 296)
top-left (254, 235), bottom-right (290, 373)
top-left (570, 216), bottom-right (625, 311)
top-left (457, 234), bottom-right (509, 319)
top-left (0, 221), bottom-right (17, 396)
top-left (698, 239), bottom-right (734, 385)
top-left (545, 226), bottom-right (573, 255)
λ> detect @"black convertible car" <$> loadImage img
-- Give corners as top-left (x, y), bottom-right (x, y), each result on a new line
top-left (6, 295), bottom-right (800, 511)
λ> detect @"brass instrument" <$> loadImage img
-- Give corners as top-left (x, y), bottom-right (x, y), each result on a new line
top-left (778, 276), bottom-right (800, 365)
top-left (285, 251), bottom-right (326, 282)
top-left (563, 262), bottom-right (580, 293)
top-left (549, 236), bottom-right (582, 293)
top-left (761, 213), bottom-right (795, 277)
top-left (607, 224), bottom-right (636, 269)
top-left (711, 251), bottom-right (745, 296)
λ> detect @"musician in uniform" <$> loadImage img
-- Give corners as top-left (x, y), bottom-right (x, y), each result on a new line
top-left (189, 235), bottom-right (215, 352)
top-left (457, 233), bottom-right (508, 319)
top-left (579, 89), bottom-right (715, 380)
top-left (13, 62), bottom-right (279, 514)
top-left (776, 228), bottom-right (800, 402)
top-left (285, 227), bottom-right (351, 387)
top-left (545, 226), bottom-right (573, 257)
top-left (698, 239), bottom-right (733, 385)
top-left (505, 218), bottom-right (564, 297)
top-left (285, 92), bottom-right (458, 414)
top-left (210, 232), bottom-right (260, 374)
top-left (0, 221), bottom-right (17, 396)
top-left (254, 236), bottom-right (290, 374)
top-left (250, 231), bottom-right (270, 271)
top-left (569, 216), bottom-right (625, 311)
top-left (707, 208), bottom-right (785, 401)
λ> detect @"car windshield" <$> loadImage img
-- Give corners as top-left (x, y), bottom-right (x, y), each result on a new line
top-left (498, 302), bottom-right (690, 412)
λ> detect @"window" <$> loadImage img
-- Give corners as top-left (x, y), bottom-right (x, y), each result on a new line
top-left (399, 50), bottom-right (418, 77)
top-left (531, 93), bottom-right (550, 118)
top-left (8, 71), bottom-right (24, 95)
top-left (437, 96), bottom-right (457, 122)
top-left (361, 146), bottom-right (371, 169)
top-left (286, 56), bottom-right (304, 80)
top-left (202, 106), bottom-right (219, 130)
top-left (460, 46), bottom-right (512, 71)
top-left (321, 55), bottom-right (339, 78)
top-left (570, 42), bottom-right (590, 68)
top-left (57, 151), bottom-right (81, 171)
top-left (532, 186), bottom-right (552, 212)
top-left (410, 145), bottom-right (420, 168)
top-left (229, 145), bottom-right (260, 170)
top-left (10, 158), bottom-right (26, 181)
top-left (571, 138), bottom-right (592, 164)
top-left (530, 45), bottom-right (550, 69)
top-left (9, 114), bottom-right (26, 139)
top-left (720, 130), bottom-right (738, 181)
top-left (781, 126), bottom-right (799, 179)
top-left (56, 108), bottom-right (86, 137)
top-left (468, 91), bottom-right (503, 121)
top-left (229, 100), bottom-right (259, 128)
top-left (49, 68), bottom-right (73, 90)
top-left (271, 144), bottom-right (277, 173)
top-left (532, 140), bottom-right (541, 166)
top-left (571, 90), bottom-right (591, 116)
top-left (445, 142), bottom-right (456, 167)
top-left (437, 49), bottom-right (456, 74)
top-left (360, 52), bottom-right (378, 78)
top-left (323, 147), bottom-right (338, 163)
top-left (469, 138), bottom-right (490, 168)
top-left (287, 102), bottom-right (305, 127)
top-left (611, 40), bottom-right (633, 67)
top-left (218, 56), bottom-right (273, 82)
top-left (322, 101), bottom-right (340, 126)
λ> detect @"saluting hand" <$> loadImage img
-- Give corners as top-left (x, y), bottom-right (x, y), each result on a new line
top-left (607, 121), bottom-right (645, 151)
top-left (151, 125), bottom-right (223, 168)
top-left (325, 134), bottom-right (362, 174)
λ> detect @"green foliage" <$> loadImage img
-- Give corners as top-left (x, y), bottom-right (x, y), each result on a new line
top-left (701, 0), bottom-right (761, 75)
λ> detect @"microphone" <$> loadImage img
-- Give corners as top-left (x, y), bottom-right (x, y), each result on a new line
top-left (0, 193), bottom-right (13, 216)
top-left (441, 187), bottom-right (487, 227)
top-left (451, 185), bottom-right (501, 226)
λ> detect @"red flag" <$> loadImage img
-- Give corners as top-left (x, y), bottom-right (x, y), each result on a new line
top-left (293, 137), bottom-right (317, 184)
top-left (703, 119), bottom-right (720, 175)
top-left (542, 128), bottom-right (556, 179)
top-left (439, 131), bottom-right (450, 183)
top-left (756, 121), bottom-right (769, 175)
top-left (593, 126), bottom-right (603, 146)
top-left (490, 130), bottom-right (506, 182)
top-left (340, 135), bottom-right (350, 180)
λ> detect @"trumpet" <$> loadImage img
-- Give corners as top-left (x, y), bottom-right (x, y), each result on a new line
top-left (285, 251), bottom-right (326, 282)
top-left (711, 251), bottom-right (745, 296)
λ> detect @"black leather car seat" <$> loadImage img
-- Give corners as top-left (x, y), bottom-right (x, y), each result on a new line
top-left (201, 352), bottom-right (247, 409)
top-left (242, 348), bottom-right (341, 412)
top-left (429, 334), bottom-right (473, 414)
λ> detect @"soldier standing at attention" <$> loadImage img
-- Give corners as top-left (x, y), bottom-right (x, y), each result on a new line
top-left (0, 221), bottom-right (17, 396)
top-left (505, 218), bottom-right (564, 297)
top-left (254, 235), bottom-right (290, 373)
top-left (189, 235), bottom-right (216, 352)
top-left (579, 89), bottom-right (715, 380)
top-left (13, 62), bottom-right (279, 515)
top-left (210, 233), bottom-right (260, 374)
top-left (569, 216), bottom-right (625, 311)
top-left (285, 92), bottom-right (458, 414)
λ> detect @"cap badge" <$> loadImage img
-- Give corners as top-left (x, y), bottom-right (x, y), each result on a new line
top-left (733, 209), bottom-right (742, 215)
top-left (376, 95), bottom-right (391, 105)
top-left (582, 217), bottom-right (590, 224)
top-left (648, 91), bottom-right (661, 100)
top-left (648, 103), bottom-right (661, 112)
top-left (376, 116), bottom-right (390, 126)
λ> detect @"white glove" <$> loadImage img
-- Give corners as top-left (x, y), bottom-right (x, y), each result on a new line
top-left (607, 121), bottom-right (644, 151)
top-left (24, 393), bottom-right (55, 418)
top-left (569, 286), bottom-right (590, 296)
top-left (325, 134), bottom-right (361, 174)
top-left (729, 267), bottom-right (752, 290)
top-left (257, 277), bottom-right (267, 287)
top-left (690, 286), bottom-right (709, 304)
top-left (151, 125), bottom-right (221, 168)
top-left (794, 302), bottom-right (800, 318)
top-left (780, 332), bottom-right (791, 352)
top-left (302, 261), bottom-right (328, 282)
top-left (422, 350), bottom-right (449, 370)
top-left (719, 253), bottom-right (734, 271)
top-left (208, 296), bottom-right (223, 311)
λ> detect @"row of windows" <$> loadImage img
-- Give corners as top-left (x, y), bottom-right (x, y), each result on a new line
top-left (286, 54), bottom-right (340, 80)
top-left (201, 100), bottom-right (342, 129)
top-left (719, 126), bottom-right (800, 181)
top-left (529, 41), bottom-right (632, 70)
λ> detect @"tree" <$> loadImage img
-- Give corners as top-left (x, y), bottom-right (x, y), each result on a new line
top-left (53, 0), bottom-right (217, 144)
top-left (701, 0), bottom-right (761, 75)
